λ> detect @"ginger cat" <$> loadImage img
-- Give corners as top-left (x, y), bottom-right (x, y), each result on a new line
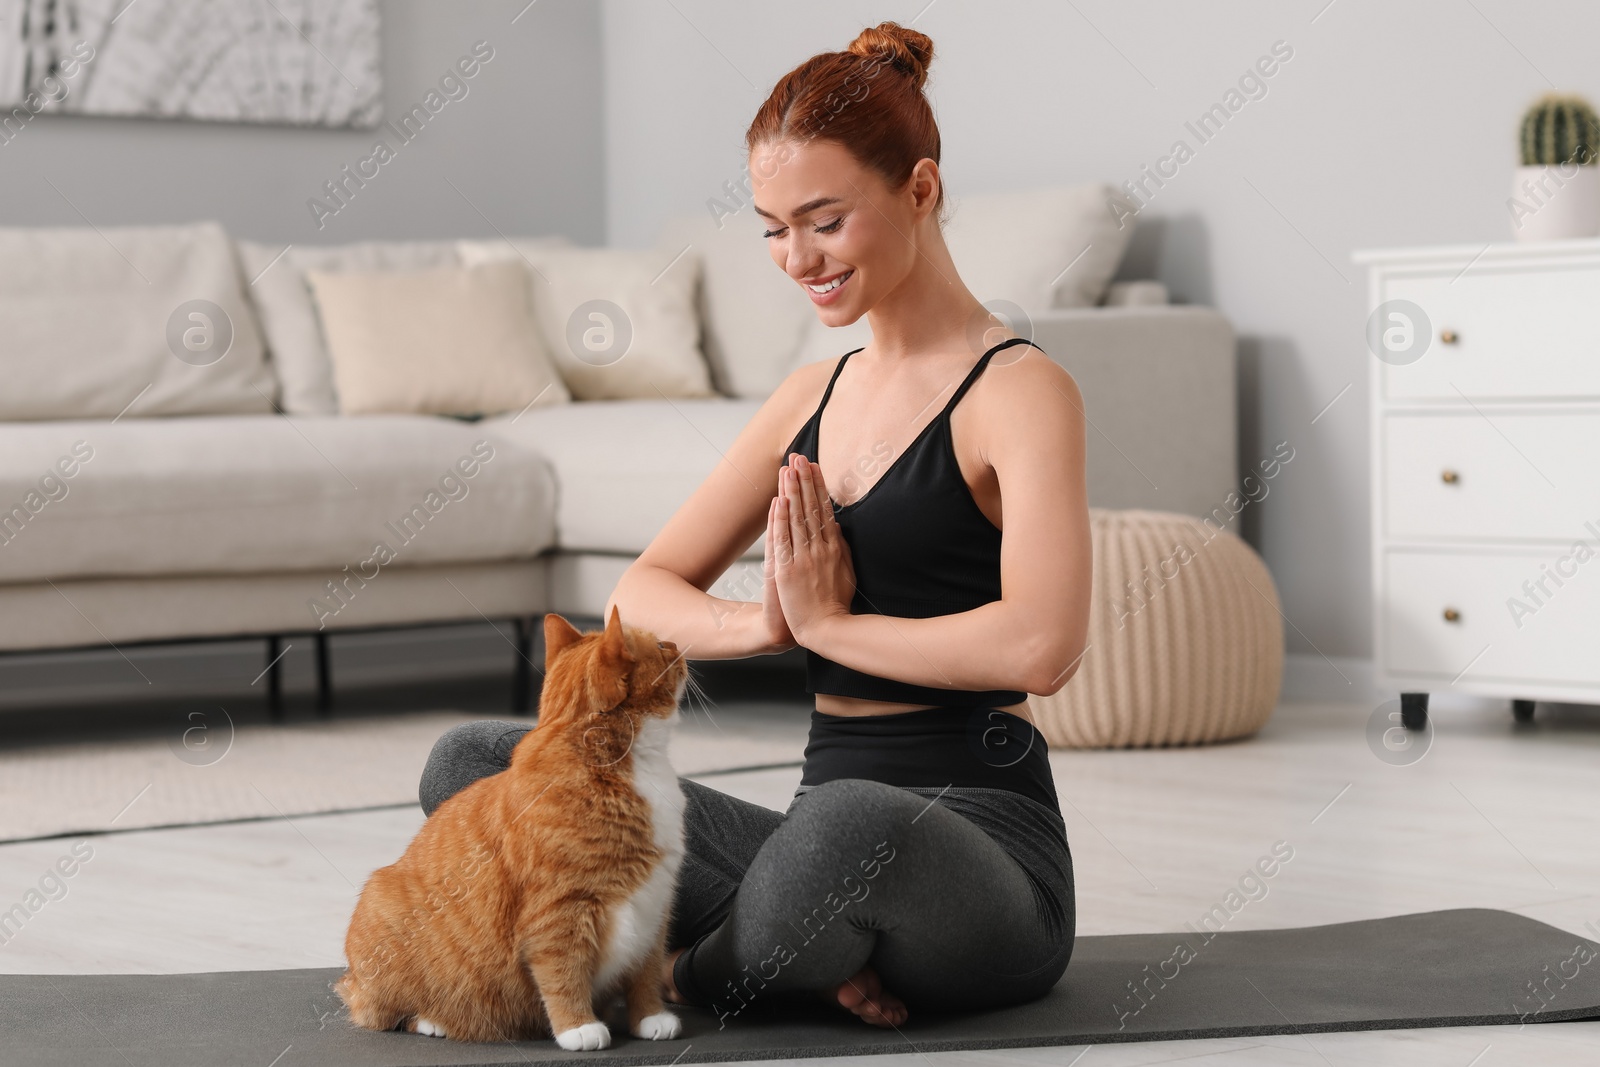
top-left (337, 607), bottom-right (688, 1049)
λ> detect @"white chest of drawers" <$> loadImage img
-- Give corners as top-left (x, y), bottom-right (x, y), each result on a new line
top-left (1355, 239), bottom-right (1600, 727)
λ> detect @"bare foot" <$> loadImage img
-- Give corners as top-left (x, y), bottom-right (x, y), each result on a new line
top-left (661, 949), bottom-right (908, 1028)
top-left (829, 966), bottom-right (908, 1028)
top-left (661, 948), bottom-right (690, 1005)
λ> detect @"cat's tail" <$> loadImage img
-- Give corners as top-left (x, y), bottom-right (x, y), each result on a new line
top-left (335, 969), bottom-right (407, 1033)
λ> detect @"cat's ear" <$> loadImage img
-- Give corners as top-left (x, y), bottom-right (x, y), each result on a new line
top-left (598, 604), bottom-right (635, 670)
top-left (544, 613), bottom-right (584, 672)
top-left (594, 605), bottom-right (635, 707)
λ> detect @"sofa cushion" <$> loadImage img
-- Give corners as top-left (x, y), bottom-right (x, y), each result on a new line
top-left (305, 261), bottom-right (571, 416)
top-left (948, 183), bottom-right (1133, 311)
top-left (239, 238), bottom-right (564, 416)
top-left (0, 416), bottom-right (555, 585)
top-left (653, 213), bottom-right (814, 400)
top-left (483, 397), bottom-right (766, 557)
top-left (457, 240), bottom-right (717, 401)
top-left (0, 222), bottom-right (275, 421)
top-left (789, 183), bottom-right (1137, 373)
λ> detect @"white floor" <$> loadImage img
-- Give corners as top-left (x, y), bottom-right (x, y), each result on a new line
top-left (4, 695), bottom-right (1598, 1066)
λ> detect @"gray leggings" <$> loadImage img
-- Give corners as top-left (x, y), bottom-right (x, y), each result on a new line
top-left (418, 721), bottom-right (1074, 1020)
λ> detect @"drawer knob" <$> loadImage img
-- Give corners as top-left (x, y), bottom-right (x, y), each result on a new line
top-left (1443, 607), bottom-right (1461, 623)
top-left (1440, 329), bottom-right (1459, 344)
top-left (1441, 469), bottom-right (1460, 485)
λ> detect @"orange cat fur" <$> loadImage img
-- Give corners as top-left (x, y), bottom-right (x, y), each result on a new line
top-left (336, 607), bottom-right (688, 1048)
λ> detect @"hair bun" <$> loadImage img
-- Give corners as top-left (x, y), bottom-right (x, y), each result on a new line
top-left (845, 21), bottom-right (934, 90)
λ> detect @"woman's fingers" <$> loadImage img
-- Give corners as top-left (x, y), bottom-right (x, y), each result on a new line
top-left (783, 466), bottom-right (810, 551)
top-left (764, 492), bottom-right (784, 572)
top-left (809, 460), bottom-right (839, 539)
top-left (764, 497), bottom-right (777, 576)
top-left (779, 461), bottom-right (805, 544)
top-left (791, 455), bottom-right (821, 537)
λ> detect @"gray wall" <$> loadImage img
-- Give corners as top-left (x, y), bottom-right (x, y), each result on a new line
top-left (601, 0), bottom-right (1599, 666)
top-left (0, 0), bottom-right (606, 246)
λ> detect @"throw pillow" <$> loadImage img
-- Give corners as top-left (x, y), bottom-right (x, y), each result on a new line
top-left (0, 221), bottom-right (274, 421)
top-left (237, 239), bottom-right (464, 416)
top-left (305, 261), bottom-right (572, 417)
top-left (239, 237), bottom-right (569, 415)
top-left (458, 239), bottom-right (717, 400)
top-left (945, 183), bottom-right (1133, 311)
top-left (653, 213), bottom-right (813, 399)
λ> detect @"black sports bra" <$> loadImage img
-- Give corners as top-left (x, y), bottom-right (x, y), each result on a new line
top-left (782, 337), bottom-right (1039, 708)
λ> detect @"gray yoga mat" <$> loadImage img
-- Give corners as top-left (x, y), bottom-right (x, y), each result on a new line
top-left (10, 909), bottom-right (1599, 1067)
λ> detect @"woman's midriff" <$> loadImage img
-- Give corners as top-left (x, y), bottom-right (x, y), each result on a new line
top-left (814, 693), bottom-right (1034, 724)
top-left (800, 703), bottom-right (1059, 813)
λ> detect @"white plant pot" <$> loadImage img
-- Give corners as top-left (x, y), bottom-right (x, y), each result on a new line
top-left (1509, 163), bottom-right (1600, 241)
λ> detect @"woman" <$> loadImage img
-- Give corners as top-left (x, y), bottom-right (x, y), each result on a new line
top-left (418, 21), bottom-right (1091, 1029)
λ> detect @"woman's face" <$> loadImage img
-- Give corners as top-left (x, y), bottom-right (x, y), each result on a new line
top-left (749, 138), bottom-right (932, 328)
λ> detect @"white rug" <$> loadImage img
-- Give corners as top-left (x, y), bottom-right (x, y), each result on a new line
top-left (0, 708), bottom-right (808, 843)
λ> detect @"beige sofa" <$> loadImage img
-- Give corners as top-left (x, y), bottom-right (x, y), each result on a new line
top-left (0, 186), bottom-right (1236, 712)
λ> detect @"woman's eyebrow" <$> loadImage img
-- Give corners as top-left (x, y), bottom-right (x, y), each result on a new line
top-left (752, 196), bottom-right (844, 221)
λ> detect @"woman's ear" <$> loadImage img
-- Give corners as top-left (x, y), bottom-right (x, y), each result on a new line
top-left (908, 158), bottom-right (942, 218)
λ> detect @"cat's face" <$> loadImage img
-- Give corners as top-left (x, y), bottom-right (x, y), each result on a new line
top-left (542, 608), bottom-right (687, 723)
top-left (619, 626), bottom-right (688, 719)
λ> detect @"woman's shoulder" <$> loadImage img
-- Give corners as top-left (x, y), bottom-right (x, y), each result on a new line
top-left (965, 338), bottom-right (1086, 450)
top-left (738, 352), bottom-right (847, 458)
top-left (977, 338), bottom-right (1080, 404)
top-left (772, 350), bottom-right (851, 415)
top-left (784, 348), bottom-right (853, 385)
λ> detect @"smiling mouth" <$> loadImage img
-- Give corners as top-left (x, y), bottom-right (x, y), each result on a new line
top-left (805, 269), bottom-right (853, 294)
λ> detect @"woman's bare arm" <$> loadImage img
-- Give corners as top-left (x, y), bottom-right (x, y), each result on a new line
top-left (778, 352), bottom-right (1092, 695)
top-left (605, 363), bottom-right (829, 660)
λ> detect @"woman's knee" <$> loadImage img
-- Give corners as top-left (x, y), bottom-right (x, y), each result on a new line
top-left (418, 720), bottom-right (529, 816)
top-left (426, 720), bottom-right (526, 767)
top-left (785, 779), bottom-right (924, 857)
top-left (793, 778), bottom-right (919, 820)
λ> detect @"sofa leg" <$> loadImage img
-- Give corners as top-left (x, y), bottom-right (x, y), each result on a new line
top-left (511, 616), bottom-right (538, 716)
top-left (265, 636), bottom-right (284, 722)
top-left (315, 632), bottom-right (332, 717)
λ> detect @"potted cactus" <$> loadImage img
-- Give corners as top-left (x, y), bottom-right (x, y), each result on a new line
top-left (1509, 93), bottom-right (1600, 241)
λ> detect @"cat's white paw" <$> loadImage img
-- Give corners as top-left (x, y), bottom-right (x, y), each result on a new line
top-left (633, 1010), bottom-right (681, 1040)
top-left (415, 1018), bottom-right (446, 1038)
top-left (555, 1021), bottom-right (612, 1050)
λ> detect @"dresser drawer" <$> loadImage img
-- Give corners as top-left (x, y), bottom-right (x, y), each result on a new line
top-left (1383, 412), bottom-right (1600, 542)
top-left (1382, 550), bottom-right (1600, 686)
top-left (1382, 268), bottom-right (1600, 401)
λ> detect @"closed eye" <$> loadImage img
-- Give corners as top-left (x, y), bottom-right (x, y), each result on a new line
top-left (762, 215), bottom-right (846, 239)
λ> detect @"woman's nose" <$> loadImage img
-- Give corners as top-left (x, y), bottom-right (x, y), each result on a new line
top-left (785, 237), bottom-right (821, 280)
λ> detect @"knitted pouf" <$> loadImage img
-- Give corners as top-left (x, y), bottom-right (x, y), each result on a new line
top-left (1027, 509), bottom-right (1284, 749)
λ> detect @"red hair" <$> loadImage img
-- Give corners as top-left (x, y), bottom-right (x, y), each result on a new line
top-left (746, 22), bottom-right (944, 212)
